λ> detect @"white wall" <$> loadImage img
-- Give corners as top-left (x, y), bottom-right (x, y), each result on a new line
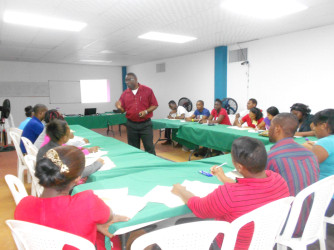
top-left (228, 24), bottom-right (334, 115)
top-left (0, 61), bottom-right (122, 126)
top-left (127, 49), bottom-right (215, 119)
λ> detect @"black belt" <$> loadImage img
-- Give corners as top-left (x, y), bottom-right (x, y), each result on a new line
top-left (127, 118), bottom-right (151, 124)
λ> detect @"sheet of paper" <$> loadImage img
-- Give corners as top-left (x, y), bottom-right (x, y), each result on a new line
top-left (144, 185), bottom-right (184, 208)
top-left (66, 136), bottom-right (89, 147)
top-left (93, 188), bottom-right (129, 200)
top-left (99, 156), bottom-right (116, 171)
top-left (225, 169), bottom-right (244, 180)
top-left (85, 156), bottom-right (98, 167)
top-left (247, 129), bottom-right (257, 133)
top-left (226, 126), bottom-right (249, 130)
top-left (103, 195), bottom-right (147, 219)
top-left (86, 150), bottom-right (108, 158)
top-left (93, 188), bottom-right (147, 218)
top-left (181, 180), bottom-right (219, 198)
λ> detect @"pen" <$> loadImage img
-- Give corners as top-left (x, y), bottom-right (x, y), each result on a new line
top-left (216, 163), bottom-right (227, 169)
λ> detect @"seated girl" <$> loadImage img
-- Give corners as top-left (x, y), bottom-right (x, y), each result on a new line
top-left (258, 106), bottom-right (279, 130)
top-left (37, 119), bottom-right (104, 180)
top-left (36, 109), bottom-right (97, 154)
top-left (15, 145), bottom-right (129, 249)
top-left (235, 107), bottom-right (265, 129)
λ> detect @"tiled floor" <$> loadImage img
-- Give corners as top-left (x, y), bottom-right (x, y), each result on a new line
top-left (1, 125), bottom-right (333, 249)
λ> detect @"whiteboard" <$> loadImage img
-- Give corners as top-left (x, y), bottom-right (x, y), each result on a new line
top-left (0, 82), bottom-right (49, 97)
top-left (49, 81), bottom-right (81, 104)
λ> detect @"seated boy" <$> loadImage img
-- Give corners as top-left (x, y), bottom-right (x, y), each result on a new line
top-left (172, 136), bottom-right (290, 249)
top-left (185, 100), bottom-right (210, 122)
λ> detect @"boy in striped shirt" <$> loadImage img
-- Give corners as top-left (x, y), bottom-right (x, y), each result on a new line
top-left (172, 136), bottom-right (290, 249)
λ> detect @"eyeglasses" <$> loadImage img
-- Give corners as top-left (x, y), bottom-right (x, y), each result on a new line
top-left (125, 78), bottom-right (135, 82)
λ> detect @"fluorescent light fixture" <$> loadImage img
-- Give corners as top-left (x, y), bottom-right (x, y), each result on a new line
top-left (100, 50), bottom-right (114, 54)
top-left (138, 32), bottom-right (197, 43)
top-left (221, 0), bottom-right (308, 19)
top-left (81, 60), bottom-right (112, 63)
top-left (3, 11), bottom-right (86, 31)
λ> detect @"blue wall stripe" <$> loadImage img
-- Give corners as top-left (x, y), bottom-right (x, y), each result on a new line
top-left (122, 66), bottom-right (127, 91)
top-left (214, 46), bottom-right (228, 100)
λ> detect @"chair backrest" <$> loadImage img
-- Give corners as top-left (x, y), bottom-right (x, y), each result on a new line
top-left (5, 175), bottom-right (28, 205)
top-left (279, 175), bottom-right (334, 242)
top-left (21, 137), bottom-right (38, 156)
top-left (24, 155), bottom-right (44, 197)
top-left (9, 130), bottom-right (25, 164)
top-left (131, 197), bottom-right (294, 250)
top-left (9, 127), bottom-right (22, 136)
top-left (6, 220), bottom-right (95, 250)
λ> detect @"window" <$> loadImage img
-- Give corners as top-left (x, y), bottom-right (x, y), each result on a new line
top-left (80, 79), bottom-right (110, 103)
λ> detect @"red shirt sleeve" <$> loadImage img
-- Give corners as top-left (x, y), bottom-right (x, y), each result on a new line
top-left (241, 114), bottom-right (249, 122)
top-left (211, 109), bottom-right (216, 116)
top-left (148, 88), bottom-right (158, 107)
top-left (257, 117), bottom-right (264, 124)
top-left (218, 108), bottom-right (227, 117)
top-left (187, 185), bottom-right (231, 219)
top-left (119, 91), bottom-right (127, 109)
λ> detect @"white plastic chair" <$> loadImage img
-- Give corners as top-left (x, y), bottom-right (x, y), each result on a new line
top-left (324, 212), bottom-right (334, 239)
top-left (6, 220), bottom-right (95, 250)
top-left (276, 175), bottom-right (334, 250)
top-left (21, 137), bottom-right (38, 156)
top-left (24, 155), bottom-right (44, 197)
top-left (9, 129), bottom-right (31, 183)
top-left (5, 175), bottom-right (28, 205)
top-left (131, 197), bottom-right (294, 250)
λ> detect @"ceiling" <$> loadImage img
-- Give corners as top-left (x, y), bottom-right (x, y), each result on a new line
top-left (0, 0), bottom-right (333, 66)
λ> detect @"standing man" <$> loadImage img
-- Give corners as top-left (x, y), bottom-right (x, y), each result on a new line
top-left (116, 73), bottom-right (158, 155)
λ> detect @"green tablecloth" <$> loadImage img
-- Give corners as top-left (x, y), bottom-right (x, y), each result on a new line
top-left (73, 159), bottom-right (235, 235)
top-left (70, 124), bottom-right (317, 244)
top-left (177, 124), bottom-right (272, 151)
top-left (152, 119), bottom-right (197, 149)
top-left (69, 125), bottom-right (171, 182)
top-left (65, 113), bottom-right (126, 129)
top-left (152, 119), bottom-right (189, 130)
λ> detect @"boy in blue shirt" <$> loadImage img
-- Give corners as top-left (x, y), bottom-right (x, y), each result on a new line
top-left (186, 100), bottom-right (210, 122)
top-left (20, 104), bottom-right (48, 154)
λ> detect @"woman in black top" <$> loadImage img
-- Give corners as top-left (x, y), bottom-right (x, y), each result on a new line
top-left (290, 103), bottom-right (315, 137)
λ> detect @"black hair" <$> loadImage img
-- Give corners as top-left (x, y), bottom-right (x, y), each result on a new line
top-left (313, 109), bottom-right (334, 134)
top-left (272, 113), bottom-right (299, 137)
top-left (33, 104), bottom-right (47, 114)
top-left (168, 100), bottom-right (176, 105)
top-left (126, 72), bottom-right (137, 79)
top-left (44, 109), bottom-right (64, 124)
top-left (231, 137), bottom-right (267, 173)
top-left (46, 120), bottom-right (68, 142)
top-left (35, 146), bottom-right (85, 192)
top-left (215, 99), bottom-right (222, 105)
top-left (250, 107), bottom-right (263, 120)
top-left (267, 106), bottom-right (279, 117)
top-left (290, 103), bottom-right (311, 117)
top-left (197, 100), bottom-right (204, 105)
top-left (249, 98), bottom-right (257, 106)
top-left (24, 106), bottom-right (33, 117)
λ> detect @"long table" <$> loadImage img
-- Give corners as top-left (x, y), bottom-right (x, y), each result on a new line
top-left (70, 124), bottom-right (315, 249)
top-left (65, 113), bottom-right (126, 129)
top-left (152, 119), bottom-right (272, 152)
